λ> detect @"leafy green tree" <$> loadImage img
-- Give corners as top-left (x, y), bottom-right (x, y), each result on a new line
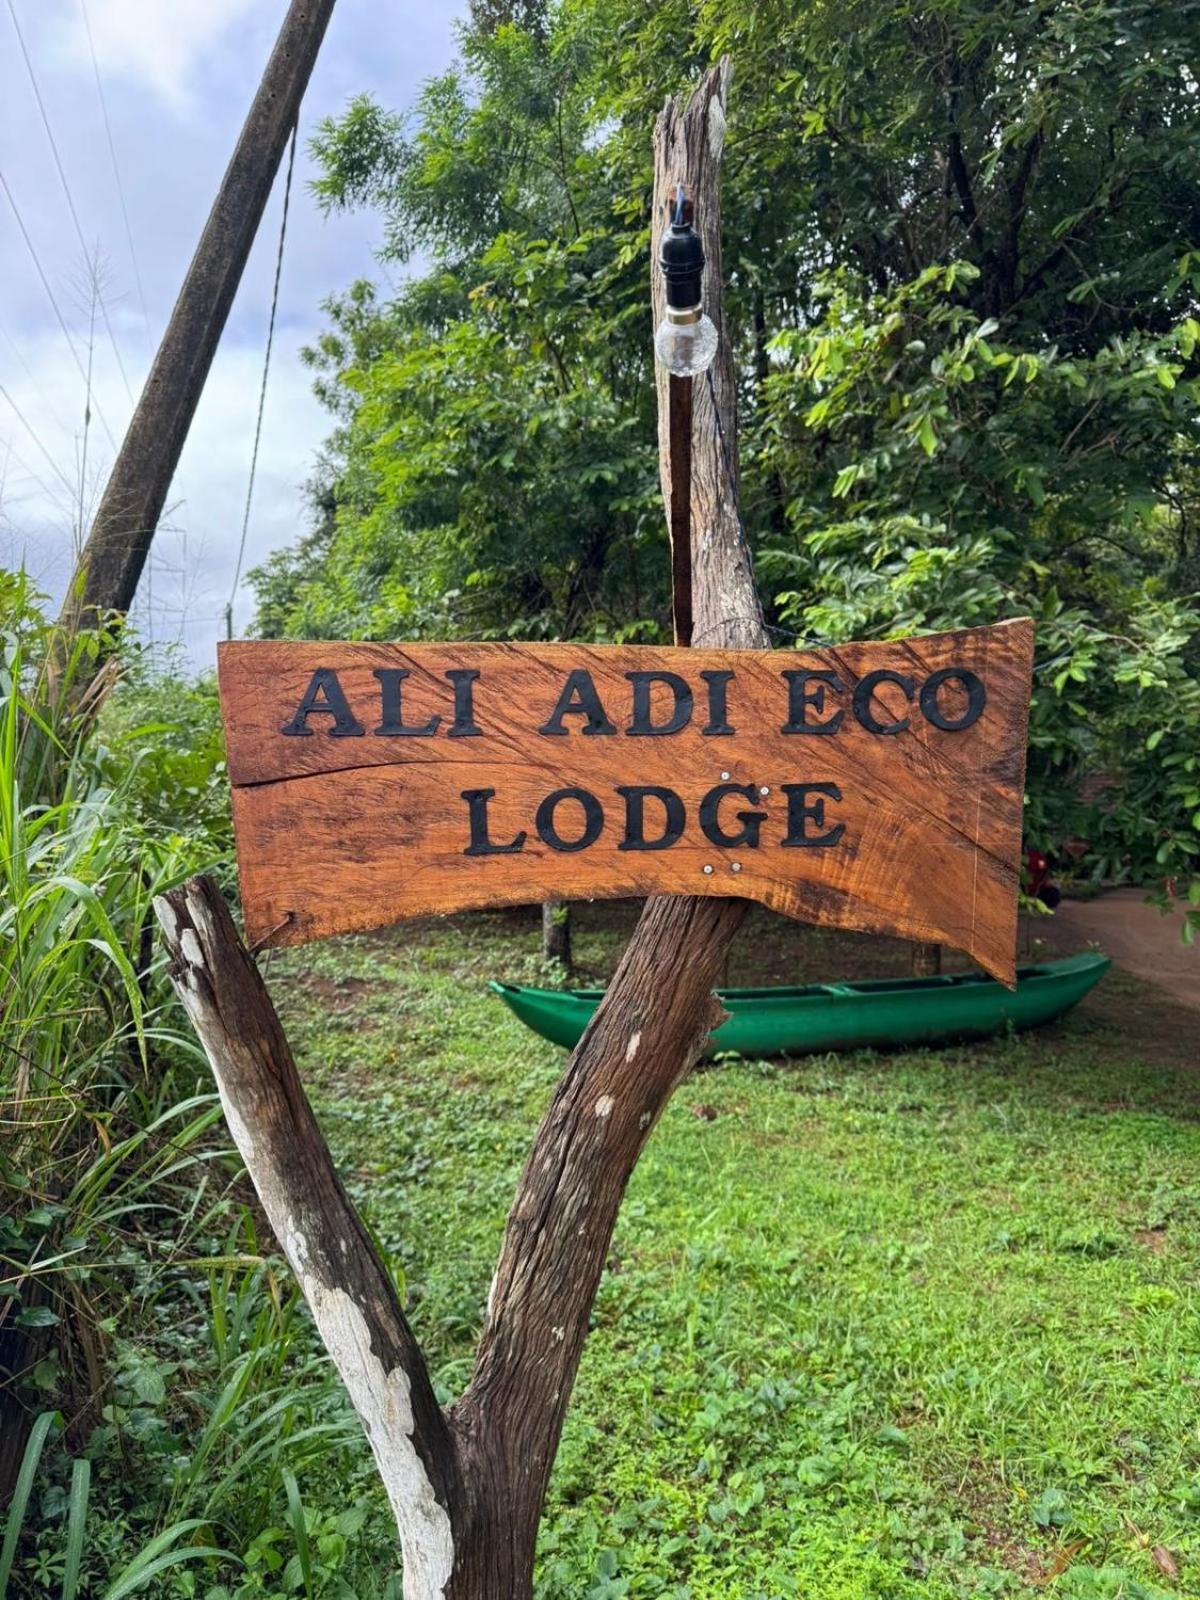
top-left (252, 18), bottom-right (664, 643)
top-left (253, 0), bottom-right (1200, 929)
top-left (762, 265), bottom-right (1200, 913)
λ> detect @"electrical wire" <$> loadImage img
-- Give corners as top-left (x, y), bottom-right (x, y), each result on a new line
top-left (226, 121), bottom-right (298, 622)
top-left (6, 0), bottom-right (136, 409)
top-left (78, 0), bottom-right (152, 344)
top-left (0, 380), bottom-right (79, 501)
top-left (0, 433), bottom-right (76, 522)
top-left (0, 313), bottom-right (74, 452)
top-left (0, 167), bottom-right (119, 454)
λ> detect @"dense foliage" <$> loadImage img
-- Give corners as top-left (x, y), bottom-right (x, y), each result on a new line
top-left (0, 584), bottom-right (393, 1597)
top-left (249, 0), bottom-right (1200, 925)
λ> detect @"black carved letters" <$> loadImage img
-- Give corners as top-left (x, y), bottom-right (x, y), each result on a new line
top-left (626, 672), bottom-right (693, 737)
top-left (282, 659), bottom-right (989, 744)
top-left (280, 669), bottom-right (365, 738)
top-left (920, 668), bottom-right (986, 731)
top-left (462, 789), bottom-right (528, 855)
top-left (447, 668), bottom-right (483, 737)
top-left (852, 670), bottom-right (914, 736)
top-left (700, 670), bottom-right (735, 736)
top-left (536, 788), bottom-right (605, 852)
top-left (289, 656), bottom-right (993, 864)
top-left (538, 670), bottom-right (618, 736)
top-left (616, 786), bottom-right (686, 851)
top-left (781, 669), bottom-right (844, 735)
top-left (699, 783), bottom-right (767, 849)
top-left (373, 669), bottom-right (441, 737)
top-left (781, 783), bottom-right (845, 849)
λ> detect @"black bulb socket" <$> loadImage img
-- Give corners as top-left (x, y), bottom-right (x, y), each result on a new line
top-left (659, 221), bottom-right (705, 311)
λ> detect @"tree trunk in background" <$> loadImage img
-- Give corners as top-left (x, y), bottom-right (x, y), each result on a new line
top-left (911, 942), bottom-right (943, 976)
top-left (158, 61), bottom-right (766, 1598)
top-left (0, 1291), bottom-right (50, 1505)
top-left (541, 900), bottom-right (573, 971)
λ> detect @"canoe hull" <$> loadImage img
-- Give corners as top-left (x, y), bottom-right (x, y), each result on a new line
top-left (490, 953), bottom-right (1110, 1058)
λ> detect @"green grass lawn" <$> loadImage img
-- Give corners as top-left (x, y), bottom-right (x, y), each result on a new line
top-left (267, 904), bottom-right (1200, 1600)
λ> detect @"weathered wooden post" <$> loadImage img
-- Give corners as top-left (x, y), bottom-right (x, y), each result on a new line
top-left (912, 940), bottom-right (943, 976)
top-left (156, 60), bottom-right (1032, 1599)
top-left (540, 898), bottom-right (572, 970)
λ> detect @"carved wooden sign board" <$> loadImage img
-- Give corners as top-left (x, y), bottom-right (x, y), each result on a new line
top-left (218, 620), bottom-right (1033, 983)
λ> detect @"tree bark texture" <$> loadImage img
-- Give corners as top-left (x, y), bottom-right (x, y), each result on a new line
top-left (911, 942), bottom-right (943, 976)
top-left (652, 59), bottom-right (764, 656)
top-left (541, 900), bottom-right (573, 971)
top-left (158, 59), bottom-right (769, 1600)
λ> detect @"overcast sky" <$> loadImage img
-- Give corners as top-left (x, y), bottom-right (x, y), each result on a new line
top-left (0, 0), bottom-right (464, 668)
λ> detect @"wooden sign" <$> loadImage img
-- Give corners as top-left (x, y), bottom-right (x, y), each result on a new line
top-left (218, 619), bottom-right (1033, 982)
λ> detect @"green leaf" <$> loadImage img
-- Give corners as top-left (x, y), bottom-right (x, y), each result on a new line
top-left (0, 1412), bottom-right (55, 1595)
top-left (101, 1523), bottom-right (236, 1600)
top-left (16, 1305), bottom-right (60, 1330)
top-left (62, 1457), bottom-right (91, 1600)
top-left (283, 1470), bottom-right (314, 1600)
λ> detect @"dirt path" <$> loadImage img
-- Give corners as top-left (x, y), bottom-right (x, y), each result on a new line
top-left (1034, 888), bottom-right (1199, 1012)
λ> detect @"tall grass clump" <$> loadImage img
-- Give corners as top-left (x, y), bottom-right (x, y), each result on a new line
top-left (0, 577), bottom-right (386, 1595)
top-left (1, 577), bottom-right (209, 1536)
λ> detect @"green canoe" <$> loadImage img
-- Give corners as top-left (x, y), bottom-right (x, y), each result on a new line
top-left (490, 951), bottom-right (1110, 1058)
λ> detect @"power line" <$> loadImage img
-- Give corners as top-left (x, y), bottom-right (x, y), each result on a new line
top-left (6, 0), bottom-right (136, 409)
top-left (227, 121), bottom-right (298, 625)
top-left (0, 381), bottom-right (79, 502)
top-left (0, 166), bottom-right (120, 454)
top-left (78, 0), bottom-right (151, 344)
top-left (0, 432), bottom-right (76, 523)
top-left (0, 312), bottom-right (74, 442)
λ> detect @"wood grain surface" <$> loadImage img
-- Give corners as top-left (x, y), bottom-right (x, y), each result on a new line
top-left (219, 621), bottom-right (1033, 981)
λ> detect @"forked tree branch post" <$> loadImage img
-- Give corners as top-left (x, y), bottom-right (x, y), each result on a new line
top-left (158, 58), bottom-right (767, 1600)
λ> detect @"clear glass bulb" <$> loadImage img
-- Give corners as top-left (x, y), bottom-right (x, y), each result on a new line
top-left (654, 311), bottom-right (719, 376)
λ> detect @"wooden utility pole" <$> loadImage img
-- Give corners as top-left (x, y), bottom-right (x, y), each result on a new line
top-left (57, 0), bottom-right (338, 645)
top-left (157, 60), bottom-right (765, 1599)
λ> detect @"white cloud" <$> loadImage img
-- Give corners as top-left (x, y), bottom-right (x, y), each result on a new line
top-left (61, 0), bottom-right (260, 108)
top-left (2, 0), bottom-right (465, 665)
top-left (0, 317), bottom-right (329, 666)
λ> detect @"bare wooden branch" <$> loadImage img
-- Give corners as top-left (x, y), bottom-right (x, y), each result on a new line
top-left (443, 56), bottom-right (770, 1594)
top-left (652, 57), bottom-right (764, 652)
top-left (449, 896), bottom-right (733, 1591)
top-left (668, 374), bottom-right (694, 645)
top-left (154, 877), bottom-right (457, 1596)
top-left (160, 59), bottom-right (771, 1600)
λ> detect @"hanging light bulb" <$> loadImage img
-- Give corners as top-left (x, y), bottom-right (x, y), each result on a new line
top-left (654, 187), bottom-right (719, 377)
